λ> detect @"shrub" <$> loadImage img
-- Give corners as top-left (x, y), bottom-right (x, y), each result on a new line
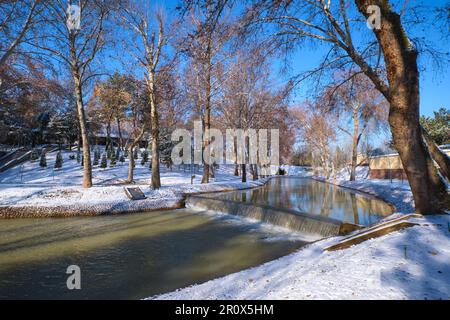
top-left (276, 167), bottom-right (286, 176)
top-left (141, 150), bottom-right (149, 165)
top-left (100, 153), bottom-right (107, 169)
top-left (110, 150), bottom-right (116, 167)
top-left (54, 151), bottom-right (63, 170)
top-left (93, 149), bottom-right (100, 166)
top-left (30, 150), bottom-right (39, 162)
top-left (39, 150), bottom-right (47, 168)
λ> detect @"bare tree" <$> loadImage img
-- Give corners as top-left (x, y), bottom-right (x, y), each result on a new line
top-left (293, 105), bottom-right (337, 179)
top-left (324, 72), bottom-right (388, 181)
top-left (119, 0), bottom-right (168, 189)
top-left (217, 47), bottom-right (292, 181)
top-left (29, 0), bottom-right (112, 188)
top-left (125, 79), bottom-right (148, 183)
top-left (242, 0), bottom-right (450, 213)
top-left (0, 0), bottom-right (42, 68)
top-left (179, 0), bottom-right (231, 184)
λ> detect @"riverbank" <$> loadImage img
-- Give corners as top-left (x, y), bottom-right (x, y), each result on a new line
top-left (0, 149), bottom-right (280, 217)
top-left (152, 175), bottom-right (450, 300)
top-left (153, 213), bottom-right (450, 300)
top-left (0, 176), bottom-right (269, 218)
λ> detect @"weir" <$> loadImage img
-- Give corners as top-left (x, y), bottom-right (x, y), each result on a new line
top-left (186, 195), bottom-right (362, 238)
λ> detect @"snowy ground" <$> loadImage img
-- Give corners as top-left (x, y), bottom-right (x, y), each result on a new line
top-left (0, 149), bottom-right (262, 208)
top-left (151, 166), bottom-right (450, 300)
top-left (153, 214), bottom-right (450, 300)
top-left (2, 150), bottom-right (449, 299)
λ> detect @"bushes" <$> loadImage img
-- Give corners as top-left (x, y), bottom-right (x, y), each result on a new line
top-left (110, 150), bottom-right (116, 167)
top-left (93, 149), bottom-right (100, 166)
top-left (100, 153), bottom-right (107, 169)
top-left (39, 150), bottom-right (47, 168)
top-left (141, 149), bottom-right (148, 166)
top-left (276, 167), bottom-right (286, 176)
top-left (30, 150), bottom-right (39, 162)
top-left (54, 151), bottom-right (63, 169)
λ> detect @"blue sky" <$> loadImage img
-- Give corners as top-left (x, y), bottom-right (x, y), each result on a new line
top-left (119, 0), bottom-right (449, 119)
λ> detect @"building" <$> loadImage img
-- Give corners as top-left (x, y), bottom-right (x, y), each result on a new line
top-left (367, 145), bottom-right (450, 180)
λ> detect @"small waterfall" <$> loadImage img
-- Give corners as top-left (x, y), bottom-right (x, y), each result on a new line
top-left (186, 195), bottom-right (361, 238)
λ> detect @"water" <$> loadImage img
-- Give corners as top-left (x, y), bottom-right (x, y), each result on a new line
top-left (0, 177), bottom-right (393, 299)
top-left (201, 177), bottom-right (393, 226)
top-left (0, 210), bottom-right (305, 299)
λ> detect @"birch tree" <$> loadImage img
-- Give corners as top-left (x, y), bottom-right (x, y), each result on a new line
top-left (119, 0), bottom-right (167, 189)
top-left (31, 0), bottom-right (112, 188)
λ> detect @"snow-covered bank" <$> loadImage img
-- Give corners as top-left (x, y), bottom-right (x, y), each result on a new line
top-left (313, 177), bottom-right (415, 214)
top-left (0, 179), bottom-right (270, 218)
top-left (151, 167), bottom-right (450, 300)
top-left (153, 214), bottom-right (450, 300)
top-left (0, 149), bottom-right (272, 217)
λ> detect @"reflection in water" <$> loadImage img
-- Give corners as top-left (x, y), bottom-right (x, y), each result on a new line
top-left (0, 210), bottom-right (305, 299)
top-left (209, 177), bottom-right (392, 226)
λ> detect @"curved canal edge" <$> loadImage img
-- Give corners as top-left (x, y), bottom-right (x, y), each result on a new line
top-left (0, 175), bottom-right (411, 219)
top-left (0, 178), bottom-right (270, 218)
top-left (310, 176), bottom-right (415, 214)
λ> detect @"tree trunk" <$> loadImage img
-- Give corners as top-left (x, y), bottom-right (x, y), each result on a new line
top-left (105, 120), bottom-right (111, 154)
top-left (149, 72), bottom-right (161, 189)
top-left (117, 117), bottom-right (123, 151)
top-left (252, 164), bottom-right (258, 180)
top-left (350, 108), bottom-right (359, 181)
top-left (234, 138), bottom-right (239, 176)
top-left (74, 74), bottom-right (92, 188)
top-left (201, 44), bottom-right (212, 184)
top-left (241, 163), bottom-right (246, 183)
top-left (422, 128), bottom-right (450, 181)
top-left (355, 0), bottom-right (449, 213)
top-left (127, 145), bottom-right (135, 183)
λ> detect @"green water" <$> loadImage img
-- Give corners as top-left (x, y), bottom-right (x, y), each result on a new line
top-left (209, 177), bottom-right (393, 226)
top-left (0, 210), bottom-right (305, 299)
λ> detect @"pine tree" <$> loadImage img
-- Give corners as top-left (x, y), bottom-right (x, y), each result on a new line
top-left (141, 149), bottom-right (148, 166)
top-left (115, 148), bottom-right (120, 161)
top-left (93, 149), bottom-right (100, 166)
top-left (110, 148), bottom-right (116, 167)
top-left (54, 151), bottom-right (63, 170)
top-left (119, 154), bottom-right (125, 164)
top-left (39, 150), bottom-right (47, 168)
top-left (106, 146), bottom-right (112, 160)
top-left (76, 150), bottom-right (81, 163)
top-left (100, 153), bottom-right (107, 169)
top-left (30, 149), bottom-right (39, 162)
top-left (133, 147), bottom-right (138, 160)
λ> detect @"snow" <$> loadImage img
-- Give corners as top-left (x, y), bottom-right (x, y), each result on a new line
top-left (149, 165), bottom-right (449, 300)
top-left (152, 214), bottom-right (450, 300)
top-left (0, 149), bottom-right (266, 211)
top-left (1, 151), bottom-right (449, 300)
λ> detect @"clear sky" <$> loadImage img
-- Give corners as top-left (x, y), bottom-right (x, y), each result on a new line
top-left (120, 0), bottom-right (449, 118)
